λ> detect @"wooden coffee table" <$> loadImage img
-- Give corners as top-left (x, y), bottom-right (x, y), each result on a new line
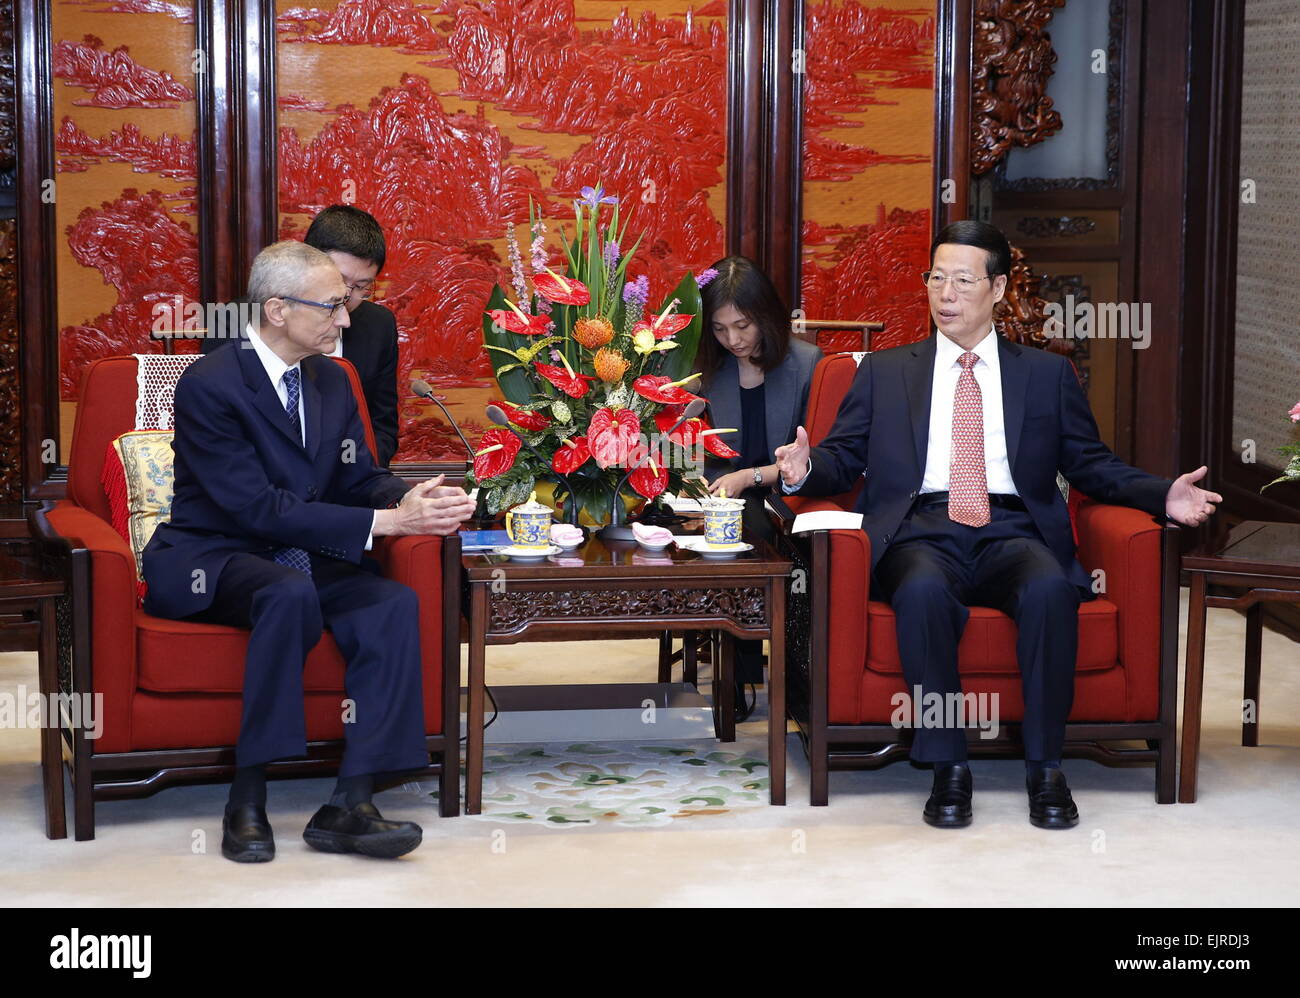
top-left (461, 522), bottom-right (791, 814)
top-left (1179, 520), bottom-right (1300, 802)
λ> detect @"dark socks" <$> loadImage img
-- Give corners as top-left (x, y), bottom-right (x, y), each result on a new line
top-left (330, 773), bottom-right (374, 809)
top-left (228, 765), bottom-right (267, 808)
top-left (1026, 759), bottom-right (1062, 780)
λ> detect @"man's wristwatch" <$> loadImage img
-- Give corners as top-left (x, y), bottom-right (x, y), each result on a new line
top-left (752, 467), bottom-right (763, 487)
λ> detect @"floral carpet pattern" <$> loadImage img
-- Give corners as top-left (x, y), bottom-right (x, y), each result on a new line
top-left (431, 741), bottom-right (770, 828)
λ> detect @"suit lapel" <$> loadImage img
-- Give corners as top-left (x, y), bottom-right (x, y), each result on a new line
top-left (904, 334), bottom-right (937, 476)
top-left (237, 341), bottom-right (304, 450)
top-left (763, 354), bottom-right (795, 458)
top-left (704, 356), bottom-right (741, 461)
top-left (997, 333), bottom-right (1026, 473)
top-left (301, 357), bottom-right (324, 459)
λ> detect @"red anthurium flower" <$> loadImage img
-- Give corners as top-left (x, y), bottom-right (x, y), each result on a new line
top-left (552, 436), bottom-right (592, 475)
top-left (633, 312), bottom-right (694, 340)
top-left (535, 362), bottom-right (595, 398)
top-left (532, 269), bottom-right (591, 306)
top-left (588, 407), bottom-right (641, 469)
top-left (654, 408), bottom-right (697, 446)
top-left (629, 459), bottom-right (670, 500)
top-left (701, 430), bottom-right (740, 459)
top-left (492, 400), bottom-right (551, 431)
top-left (486, 308), bottom-right (552, 336)
top-left (632, 374), bottom-right (701, 406)
top-left (473, 428), bottom-right (522, 481)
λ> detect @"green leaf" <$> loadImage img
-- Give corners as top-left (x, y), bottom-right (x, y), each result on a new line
top-left (656, 272), bottom-right (703, 384)
top-left (482, 285), bottom-right (533, 404)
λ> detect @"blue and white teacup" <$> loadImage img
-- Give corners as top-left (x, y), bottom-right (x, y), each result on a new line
top-left (702, 496), bottom-right (744, 547)
top-left (505, 494), bottom-right (554, 549)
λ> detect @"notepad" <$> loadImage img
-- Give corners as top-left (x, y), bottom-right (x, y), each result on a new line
top-left (791, 510), bottom-right (863, 533)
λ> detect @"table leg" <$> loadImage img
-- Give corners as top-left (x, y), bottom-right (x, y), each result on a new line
top-left (683, 630), bottom-right (699, 687)
top-left (1178, 573), bottom-right (1209, 803)
top-left (717, 631), bottom-right (736, 742)
top-left (38, 599), bottom-right (67, 840)
top-left (768, 579), bottom-right (787, 806)
top-left (657, 631), bottom-right (672, 684)
top-left (1242, 602), bottom-right (1262, 747)
top-left (466, 586), bottom-right (487, 815)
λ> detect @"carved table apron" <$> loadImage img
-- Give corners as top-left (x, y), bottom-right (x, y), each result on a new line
top-left (461, 531), bottom-right (791, 814)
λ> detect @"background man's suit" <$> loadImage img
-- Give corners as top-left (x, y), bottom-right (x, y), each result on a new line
top-left (203, 299), bottom-right (400, 466)
top-left (794, 332), bottom-right (1173, 762)
top-left (143, 342), bottom-right (425, 776)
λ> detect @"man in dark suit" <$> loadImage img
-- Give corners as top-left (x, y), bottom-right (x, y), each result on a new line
top-left (775, 220), bottom-right (1219, 829)
top-left (145, 240), bottom-right (475, 862)
top-left (203, 205), bottom-right (401, 466)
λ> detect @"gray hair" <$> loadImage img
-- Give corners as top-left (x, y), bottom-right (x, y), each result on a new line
top-left (246, 240), bottom-right (335, 306)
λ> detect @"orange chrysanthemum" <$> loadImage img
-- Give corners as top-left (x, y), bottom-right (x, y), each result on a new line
top-left (573, 316), bottom-right (615, 349)
top-left (593, 347), bottom-right (630, 383)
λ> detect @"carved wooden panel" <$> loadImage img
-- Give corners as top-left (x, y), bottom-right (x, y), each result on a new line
top-left (0, 219), bottom-right (17, 502)
top-left (970, 0), bottom-right (1065, 176)
top-left (488, 585), bottom-right (768, 634)
top-left (0, 0), bottom-right (15, 501)
top-left (996, 244), bottom-right (1067, 354)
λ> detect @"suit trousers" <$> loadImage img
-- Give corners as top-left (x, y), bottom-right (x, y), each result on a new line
top-left (872, 502), bottom-right (1083, 763)
top-left (188, 552), bottom-right (429, 776)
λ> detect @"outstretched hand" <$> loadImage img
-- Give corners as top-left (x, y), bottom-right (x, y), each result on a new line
top-left (774, 425), bottom-right (811, 486)
top-left (1166, 466), bottom-right (1222, 527)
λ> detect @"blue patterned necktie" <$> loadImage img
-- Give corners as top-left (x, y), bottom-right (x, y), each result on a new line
top-left (273, 367), bottom-right (312, 576)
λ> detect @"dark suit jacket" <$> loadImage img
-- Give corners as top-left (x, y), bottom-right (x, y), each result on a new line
top-left (701, 336), bottom-right (823, 480)
top-left (201, 300), bottom-right (400, 465)
top-left (142, 342), bottom-right (409, 621)
top-left (794, 333), bottom-right (1172, 589)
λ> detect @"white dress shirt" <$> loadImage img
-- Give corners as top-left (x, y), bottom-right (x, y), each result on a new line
top-left (244, 323), bottom-right (376, 547)
top-left (920, 325), bottom-right (1018, 495)
top-left (783, 325), bottom-right (1019, 495)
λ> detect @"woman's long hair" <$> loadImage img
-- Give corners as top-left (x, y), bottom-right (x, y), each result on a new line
top-left (697, 256), bottom-right (792, 377)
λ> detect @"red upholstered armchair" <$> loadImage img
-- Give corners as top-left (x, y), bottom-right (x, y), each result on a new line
top-left (775, 352), bottom-right (1179, 805)
top-left (31, 355), bottom-right (461, 839)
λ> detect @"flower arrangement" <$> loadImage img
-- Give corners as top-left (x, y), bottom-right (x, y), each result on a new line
top-left (1261, 400), bottom-right (1300, 491)
top-left (469, 186), bottom-right (737, 521)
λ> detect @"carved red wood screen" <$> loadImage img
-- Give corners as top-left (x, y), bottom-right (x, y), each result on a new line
top-left (51, 1), bottom-right (200, 455)
top-left (275, 0), bottom-right (728, 463)
top-left (800, 0), bottom-right (935, 353)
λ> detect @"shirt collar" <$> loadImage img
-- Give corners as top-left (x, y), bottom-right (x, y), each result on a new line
top-left (244, 323), bottom-right (299, 390)
top-left (936, 324), bottom-right (999, 367)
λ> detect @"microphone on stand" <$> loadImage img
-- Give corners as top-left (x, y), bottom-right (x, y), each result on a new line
top-left (484, 404), bottom-right (581, 526)
top-left (410, 379), bottom-right (489, 524)
top-left (599, 397), bottom-right (706, 543)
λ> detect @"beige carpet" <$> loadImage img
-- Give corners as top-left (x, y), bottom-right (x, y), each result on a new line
top-left (1, 588), bottom-right (1297, 907)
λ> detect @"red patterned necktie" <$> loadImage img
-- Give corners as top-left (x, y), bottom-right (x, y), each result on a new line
top-left (949, 351), bottom-right (990, 527)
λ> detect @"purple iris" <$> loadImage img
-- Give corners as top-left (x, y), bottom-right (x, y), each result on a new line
top-left (578, 185), bottom-right (619, 209)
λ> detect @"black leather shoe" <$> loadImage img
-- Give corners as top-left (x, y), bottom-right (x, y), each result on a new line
top-left (222, 803), bottom-right (275, 863)
top-left (302, 802), bottom-right (423, 858)
top-left (923, 763), bottom-right (973, 828)
top-left (1027, 767), bottom-right (1080, 828)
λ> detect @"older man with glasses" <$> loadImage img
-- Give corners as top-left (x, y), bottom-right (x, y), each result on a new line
top-left (143, 240), bottom-right (476, 863)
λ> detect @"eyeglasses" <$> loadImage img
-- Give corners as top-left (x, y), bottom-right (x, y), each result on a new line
top-left (278, 294), bottom-right (348, 317)
top-left (922, 272), bottom-right (993, 295)
top-left (344, 282), bottom-right (375, 301)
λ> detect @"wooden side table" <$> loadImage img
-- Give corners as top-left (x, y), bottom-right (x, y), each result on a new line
top-left (461, 528), bottom-right (791, 814)
top-left (1179, 520), bottom-right (1300, 803)
top-left (0, 542), bottom-right (69, 838)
